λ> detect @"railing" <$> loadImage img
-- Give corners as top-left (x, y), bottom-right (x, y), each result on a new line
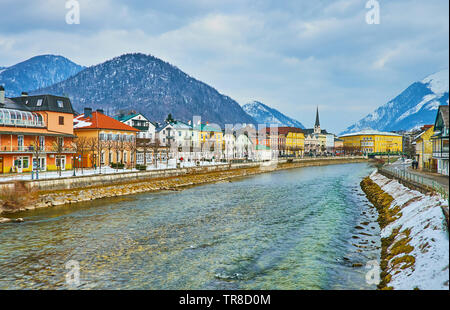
top-left (380, 165), bottom-right (449, 200)
top-left (0, 146), bottom-right (75, 153)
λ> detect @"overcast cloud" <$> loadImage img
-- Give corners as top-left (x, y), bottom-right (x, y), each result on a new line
top-left (0, 0), bottom-right (448, 132)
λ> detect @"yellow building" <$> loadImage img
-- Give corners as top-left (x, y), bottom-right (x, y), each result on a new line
top-left (283, 128), bottom-right (304, 156)
top-left (195, 124), bottom-right (223, 145)
top-left (339, 130), bottom-right (403, 154)
top-left (414, 125), bottom-right (435, 170)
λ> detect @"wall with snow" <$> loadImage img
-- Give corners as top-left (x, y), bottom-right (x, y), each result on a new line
top-left (370, 171), bottom-right (449, 290)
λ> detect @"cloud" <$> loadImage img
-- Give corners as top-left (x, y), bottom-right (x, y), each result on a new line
top-left (0, 0), bottom-right (448, 132)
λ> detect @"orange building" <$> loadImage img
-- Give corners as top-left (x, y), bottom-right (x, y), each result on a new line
top-left (73, 108), bottom-right (139, 168)
top-left (0, 88), bottom-right (76, 174)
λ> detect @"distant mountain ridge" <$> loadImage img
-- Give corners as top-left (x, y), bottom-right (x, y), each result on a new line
top-left (31, 53), bottom-right (256, 127)
top-left (242, 101), bottom-right (305, 128)
top-left (341, 69), bottom-right (449, 134)
top-left (0, 55), bottom-right (85, 97)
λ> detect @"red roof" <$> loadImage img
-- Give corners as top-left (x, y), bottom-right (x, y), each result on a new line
top-left (74, 111), bottom-right (139, 132)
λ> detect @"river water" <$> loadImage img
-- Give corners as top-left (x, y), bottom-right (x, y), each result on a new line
top-left (0, 163), bottom-right (380, 290)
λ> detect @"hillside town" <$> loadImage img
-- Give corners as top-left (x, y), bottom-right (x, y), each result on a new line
top-left (0, 86), bottom-right (448, 179)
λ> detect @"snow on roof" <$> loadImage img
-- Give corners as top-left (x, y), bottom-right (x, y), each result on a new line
top-left (339, 129), bottom-right (402, 138)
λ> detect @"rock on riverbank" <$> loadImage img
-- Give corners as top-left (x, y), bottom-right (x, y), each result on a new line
top-left (361, 170), bottom-right (449, 290)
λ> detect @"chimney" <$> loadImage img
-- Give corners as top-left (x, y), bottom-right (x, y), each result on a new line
top-left (21, 91), bottom-right (28, 97)
top-left (84, 107), bottom-right (93, 117)
top-left (96, 109), bottom-right (104, 114)
top-left (0, 85), bottom-right (5, 104)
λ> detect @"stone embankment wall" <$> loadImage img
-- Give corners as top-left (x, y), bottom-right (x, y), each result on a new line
top-left (361, 171), bottom-right (448, 290)
top-left (0, 157), bottom-right (365, 216)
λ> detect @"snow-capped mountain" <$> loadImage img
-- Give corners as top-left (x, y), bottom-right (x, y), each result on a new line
top-left (341, 69), bottom-right (449, 134)
top-left (32, 53), bottom-right (255, 127)
top-left (0, 55), bottom-right (85, 97)
top-left (242, 101), bottom-right (305, 128)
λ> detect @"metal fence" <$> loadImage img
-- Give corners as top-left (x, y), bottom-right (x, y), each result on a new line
top-left (380, 165), bottom-right (449, 200)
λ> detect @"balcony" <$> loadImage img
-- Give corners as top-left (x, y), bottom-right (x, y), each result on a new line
top-left (0, 146), bottom-right (75, 153)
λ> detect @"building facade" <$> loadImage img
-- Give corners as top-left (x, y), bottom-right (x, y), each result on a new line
top-left (339, 130), bottom-right (403, 154)
top-left (414, 125), bottom-right (435, 171)
top-left (73, 108), bottom-right (139, 168)
top-left (0, 88), bottom-right (76, 174)
top-left (431, 106), bottom-right (449, 176)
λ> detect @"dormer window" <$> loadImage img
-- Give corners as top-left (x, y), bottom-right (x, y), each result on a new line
top-left (57, 100), bottom-right (64, 108)
top-left (36, 99), bottom-right (43, 106)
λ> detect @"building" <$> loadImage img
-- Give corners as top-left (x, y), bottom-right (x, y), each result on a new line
top-left (73, 108), bottom-right (139, 168)
top-left (267, 127), bottom-right (304, 157)
top-left (334, 137), bottom-right (344, 155)
top-left (157, 120), bottom-right (198, 162)
top-left (413, 125), bottom-right (435, 171)
top-left (114, 112), bottom-right (156, 141)
top-left (304, 107), bottom-right (328, 155)
top-left (339, 129), bottom-right (403, 154)
top-left (223, 132), bottom-right (236, 160)
top-left (431, 106), bottom-right (449, 175)
top-left (193, 123), bottom-right (224, 160)
top-left (235, 133), bottom-right (254, 159)
top-left (0, 87), bottom-right (76, 174)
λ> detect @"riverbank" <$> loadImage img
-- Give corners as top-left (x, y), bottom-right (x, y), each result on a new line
top-left (0, 157), bottom-right (366, 217)
top-left (361, 170), bottom-right (449, 290)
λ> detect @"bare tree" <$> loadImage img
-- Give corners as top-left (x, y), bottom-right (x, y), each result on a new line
top-left (52, 137), bottom-right (65, 177)
top-left (72, 136), bottom-right (89, 174)
top-left (125, 137), bottom-right (138, 170)
top-left (151, 138), bottom-right (161, 169)
top-left (87, 137), bottom-right (98, 170)
top-left (30, 136), bottom-right (43, 179)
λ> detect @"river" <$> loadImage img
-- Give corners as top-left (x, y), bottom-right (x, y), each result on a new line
top-left (0, 162), bottom-right (380, 289)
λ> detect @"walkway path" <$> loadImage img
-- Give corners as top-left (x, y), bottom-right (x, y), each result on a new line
top-left (407, 168), bottom-right (449, 190)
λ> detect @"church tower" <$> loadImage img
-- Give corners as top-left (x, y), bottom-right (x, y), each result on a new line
top-left (314, 106), bottom-right (321, 134)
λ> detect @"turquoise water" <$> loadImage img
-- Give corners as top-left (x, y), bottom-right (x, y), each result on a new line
top-left (0, 163), bottom-right (380, 289)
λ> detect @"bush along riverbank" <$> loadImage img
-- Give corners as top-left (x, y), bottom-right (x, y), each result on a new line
top-left (361, 170), bottom-right (449, 290)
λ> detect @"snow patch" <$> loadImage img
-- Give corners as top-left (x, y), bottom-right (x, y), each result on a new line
top-left (422, 69), bottom-right (449, 95)
top-left (370, 172), bottom-right (449, 290)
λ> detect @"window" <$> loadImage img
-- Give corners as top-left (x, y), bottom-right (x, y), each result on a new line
top-left (59, 116), bottom-right (64, 125)
top-left (17, 135), bottom-right (24, 151)
top-left (57, 100), bottom-right (64, 108)
top-left (39, 136), bottom-right (45, 150)
top-left (36, 99), bottom-right (43, 106)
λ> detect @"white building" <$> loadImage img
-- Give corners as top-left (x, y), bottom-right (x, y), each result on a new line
top-left (114, 113), bottom-right (156, 142)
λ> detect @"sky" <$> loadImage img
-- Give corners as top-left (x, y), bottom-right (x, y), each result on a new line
top-left (0, 0), bottom-right (448, 133)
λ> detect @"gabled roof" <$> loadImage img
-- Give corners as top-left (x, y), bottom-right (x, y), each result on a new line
top-left (74, 111), bottom-right (139, 132)
top-left (434, 105), bottom-right (449, 130)
top-left (265, 126), bottom-right (304, 135)
top-left (114, 113), bottom-right (141, 123)
top-left (303, 128), bottom-right (329, 135)
top-left (193, 123), bottom-right (222, 132)
top-left (10, 94), bottom-right (75, 114)
top-left (156, 120), bottom-right (192, 132)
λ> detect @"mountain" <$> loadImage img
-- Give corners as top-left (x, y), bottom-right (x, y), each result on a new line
top-left (242, 101), bottom-right (305, 128)
top-left (31, 53), bottom-right (256, 127)
top-left (0, 55), bottom-right (85, 97)
top-left (341, 69), bottom-right (449, 134)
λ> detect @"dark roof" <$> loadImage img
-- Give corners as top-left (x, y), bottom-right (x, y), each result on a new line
top-left (10, 94), bottom-right (75, 114)
top-left (0, 97), bottom-right (31, 111)
top-left (438, 105), bottom-right (449, 128)
top-left (265, 127), bottom-right (304, 135)
top-left (315, 107), bottom-right (320, 127)
top-left (303, 128), bottom-right (329, 135)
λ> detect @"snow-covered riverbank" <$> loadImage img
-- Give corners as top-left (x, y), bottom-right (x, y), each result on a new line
top-left (366, 171), bottom-right (449, 290)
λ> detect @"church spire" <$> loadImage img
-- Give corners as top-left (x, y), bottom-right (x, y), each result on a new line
top-left (315, 106), bottom-right (320, 127)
